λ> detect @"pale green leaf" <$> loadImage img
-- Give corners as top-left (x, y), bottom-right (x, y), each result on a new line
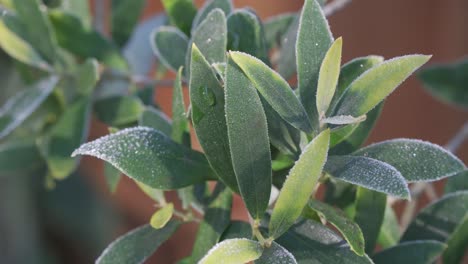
top-left (377, 204), bottom-right (400, 249)
top-left (269, 130), bottom-right (330, 239)
top-left (150, 203), bottom-right (174, 229)
top-left (317, 37), bottom-right (342, 116)
top-left (353, 139), bottom-right (466, 182)
top-left (191, 0), bottom-right (232, 31)
top-left (230, 51), bottom-right (313, 133)
top-left (335, 55), bottom-right (431, 117)
top-left (325, 155), bottom-right (410, 198)
top-left (322, 114), bottom-right (366, 125)
top-left (171, 67), bottom-right (190, 145)
top-left (138, 106), bottom-right (172, 137)
top-left (104, 162), bottom-right (121, 193)
top-left (0, 76), bottom-right (58, 139)
top-left (308, 199), bottom-right (365, 256)
top-left (61, 0), bottom-right (91, 28)
top-left (198, 238), bottom-right (263, 264)
top-left (189, 44), bottom-right (238, 192)
top-left (225, 56), bottom-right (271, 219)
top-left (329, 124), bottom-right (359, 148)
top-left (162, 0), bottom-right (196, 36)
top-left (96, 221), bottom-right (180, 264)
top-left (151, 26), bottom-right (189, 72)
top-left (94, 96), bottom-right (144, 127)
top-left (277, 14), bottom-right (299, 80)
top-left (255, 242), bottom-right (297, 264)
top-left (373, 240), bottom-right (446, 264)
top-left (72, 127), bottom-right (215, 189)
top-left (76, 58), bottom-right (99, 96)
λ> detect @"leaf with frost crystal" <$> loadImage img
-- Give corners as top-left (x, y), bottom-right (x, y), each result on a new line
top-left (401, 191), bottom-right (468, 242)
top-left (354, 187), bottom-right (386, 254)
top-left (198, 238), bottom-right (263, 264)
top-left (269, 130), bottom-right (329, 239)
top-left (150, 203), bottom-right (174, 229)
top-left (322, 115), bottom-right (366, 125)
top-left (0, 76), bottom-right (58, 140)
top-left (72, 127), bottom-right (215, 189)
top-left (308, 199), bottom-right (365, 256)
top-left (96, 221), bottom-right (180, 264)
top-left (191, 9), bottom-right (227, 62)
top-left (189, 45), bottom-right (239, 192)
top-left (325, 155), bottom-right (410, 198)
top-left (191, 0), bottom-right (232, 32)
top-left (151, 26), bottom-right (189, 73)
top-left (255, 242), bottom-right (297, 264)
top-left (139, 106), bottom-right (172, 137)
top-left (353, 139), bottom-right (465, 182)
top-left (263, 13), bottom-right (295, 50)
top-left (372, 240), bottom-right (446, 264)
top-left (335, 55), bottom-right (431, 117)
top-left (230, 51), bottom-right (313, 134)
top-left (316, 37), bottom-right (342, 117)
top-left (162, 0), bottom-right (196, 36)
top-left (328, 56), bottom-right (384, 115)
top-left (225, 56), bottom-right (271, 219)
top-left (171, 67), bottom-right (190, 146)
top-left (297, 0), bottom-right (333, 133)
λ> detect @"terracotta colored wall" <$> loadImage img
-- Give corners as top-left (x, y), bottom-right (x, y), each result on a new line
top-left (82, 1), bottom-right (467, 263)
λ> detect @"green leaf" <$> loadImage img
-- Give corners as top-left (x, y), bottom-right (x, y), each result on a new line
top-left (353, 187), bottom-right (386, 254)
top-left (401, 191), bottom-right (468, 243)
top-left (191, 0), bottom-right (232, 31)
top-left (372, 240), bottom-right (446, 264)
top-left (325, 155), bottom-right (410, 198)
top-left (189, 45), bottom-right (239, 192)
top-left (190, 184), bottom-right (232, 262)
top-left (151, 26), bottom-right (189, 72)
top-left (171, 67), bottom-right (190, 146)
top-left (263, 13), bottom-right (295, 50)
top-left (277, 14), bottom-right (299, 80)
top-left (255, 242), bottom-right (297, 264)
top-left (316, 37), bottom-right (342, 117)
top-left (377, 204), bottom-right (400, 249)
top-left (276, 219), bottom-right (373, 264)
top-left (199, 238), bottom-right (263, 264)
top-left (308, 199), bottom-right (365, 256)
top-left (138, 106), bottom-right (172, 137)
top-left (445, 170), bottom-right (468, 194)
top-left (335, 55), bottom-right (431, 117)
top-left (418, 59), bottom-right (468, 108)
top-left (0, 139), bottom-right (43, 175)
top-left (297, 0), bottom-right (333, 133)
top-left (162, 0), bottom-right (196, 36)
top-left (72, 127), bottom-right (215, 189)
top-left (111, 0), bottom-right (145, 47)
top-left (220, 221), bottom-right (252, 240)
top-left (104, 162), bottom-right (121, 193)
top-left (227, 9), bottom-right (268, 63)
top-left (443, 214), bottom-right (468, 264)
top-left (329, 124), bottom-right (359, 148)
top-left (96, 221), bottom-right (180, 264)
top-left (0, 76), bottom-right (58, 140)
top-left (61, 0), bottom-right (91, 28)
top-left (75, 58), bottom-right (99, 96)
top-left (353, 139), bottom-right (465, 182)
top-left (269, 130), bottom-right (329, 239)
top-left (0, 14), bottom-right (49, 69)
top-left (94, 96), bottom-right (144, 127)
top-left (48, 10), bottom-right (127, 71)
top-left (225, 56), bottom-right (271, 219)
top-left (13, 0), bottom-right (58, 63)
top-left (150, 203), bottom-right (174, 229)
top-left (322, 114), bottom-right (366, 125)
top-left (136, 181), bottom-right (166, 204)
top-left (44, 98), bottom-right (91, 180)
top-left (230, 51), bottom-right (313, 133)
top-left (328, 56), bottom-right (384, 115)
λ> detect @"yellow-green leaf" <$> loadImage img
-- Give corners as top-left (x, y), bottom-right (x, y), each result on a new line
top-left (199, 238), bottom-right (263, 264)
top-left (317, 37), bottom-right (342, 117)
top-left (150, 203), bottom-right (174, 229)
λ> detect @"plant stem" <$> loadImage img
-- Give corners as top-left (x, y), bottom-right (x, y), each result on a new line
top-left (252, 219), bottom-right (272, 248)
top-left (445, 121), bottom-right (468, 153)
top-left (323, 0), bottom-right (353, 17)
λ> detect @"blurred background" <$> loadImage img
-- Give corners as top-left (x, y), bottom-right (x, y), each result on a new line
top-left (1, 0), bottom-right (467, 263)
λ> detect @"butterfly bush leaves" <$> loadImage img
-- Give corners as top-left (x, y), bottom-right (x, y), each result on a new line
top-left (151, 26), bottom-right (189, 72)
top-left (191, 9), bottom-right (227, 64)
top-left (150, 203), bottom-right (174, 229)
top-left (335, 55), bottom-right (431, 117)
top-left (230, 51), bottom-right (313, 134)
top-left (269, 129), bottom-right (330, 239)
top-left (189, 44), bottom-right (239, 192)
top-left (198, 238), bottom-right (263, 264)
top-left (226, 56), bottom-right (271, 219)
top-left (255, 242), bottom-right (297, 264)
top-left (308, 199), bottom-right (365, 256)
top-left (353, 139), bottom-right (466, 182)
top-left (72, 127), bottom-right (214, 189)
top-left (325, 155), bottom-right (410, 198)
top-left (316, 37), bottom-right (342, 117)
top-left (96, 221), bottom-right (180, 264)
top-left (0, 76), bottom-right (58, 140)
top-left (297, 0), bottom-right (333, 132)
top-left (372, 240), bottom-right (446, 264)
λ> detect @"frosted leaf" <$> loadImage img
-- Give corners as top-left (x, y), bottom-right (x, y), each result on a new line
top-left (198, 238), bottom-right (263, 264)
top-left (256, 242), bottom-right (297, 264)
top-left (322, 114), bottom-right (366, 125)
top-left (325, 155), bottom-right (410, 199)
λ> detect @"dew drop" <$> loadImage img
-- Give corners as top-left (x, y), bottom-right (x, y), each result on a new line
top-left (200, 86), bottom-right (216, 106)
